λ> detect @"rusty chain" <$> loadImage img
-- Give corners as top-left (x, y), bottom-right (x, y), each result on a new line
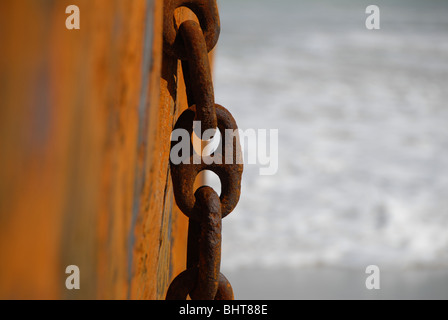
top-left (164, 0), bottom-right (243, 300)
top-left (163, 0), bottom-right (220, 60)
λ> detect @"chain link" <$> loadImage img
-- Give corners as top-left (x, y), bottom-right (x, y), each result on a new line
top-left (179, 20), bottom-right (217, 134)
top-left (163, 0), bottom-right (220, 60)
top-left (164, 0), bottom-right (243, 300)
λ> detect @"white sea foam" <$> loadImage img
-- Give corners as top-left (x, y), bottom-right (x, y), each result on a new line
top-left (210, 0), bottom-right (448, 270)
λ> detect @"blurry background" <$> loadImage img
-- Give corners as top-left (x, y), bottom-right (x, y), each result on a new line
top-left (210, 0), bottom-right (448, 299)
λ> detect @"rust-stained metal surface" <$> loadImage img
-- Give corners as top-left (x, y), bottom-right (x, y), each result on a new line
top-left (0, 0), bottom-right (195, 299)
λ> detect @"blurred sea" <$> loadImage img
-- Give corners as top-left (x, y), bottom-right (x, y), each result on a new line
top-left (209, 0), bottom-right (448, 298)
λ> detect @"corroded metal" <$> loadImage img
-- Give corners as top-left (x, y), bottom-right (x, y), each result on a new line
top-left (170, 104), bottom-right (243, 220)
top-left (213, 273), bottom-right (234, 300)
top-left (164, 0), bottom-right (241, 301)
top-left (179, 20), bottom-right (217, 133)
top-left (167, 105), bottom-right (242, 300)
top-left (166, 269), bottom-right (234, 300)
top-left (163, 0), bottom-right (220, 60)
top-left (167, 187), bottom-right (223, 300)
top-left (189, 187), bottom-right (221, 299)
